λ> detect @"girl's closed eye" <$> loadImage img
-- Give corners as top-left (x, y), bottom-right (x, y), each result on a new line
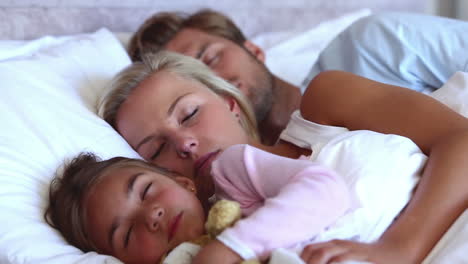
top-left (124, 225), bottom-right (133, 249)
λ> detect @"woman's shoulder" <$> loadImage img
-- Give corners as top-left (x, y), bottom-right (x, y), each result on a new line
top-left (279, 110), bottom-right (349, 151)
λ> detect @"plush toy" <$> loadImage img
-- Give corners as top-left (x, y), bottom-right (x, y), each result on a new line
top-left (162, 200), bottom-right (260, 264)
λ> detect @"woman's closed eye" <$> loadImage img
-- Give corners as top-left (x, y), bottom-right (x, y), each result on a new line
top-left (141, 182), bottom-right (153, 200)
top-left (182, 108), bottom-right (198, 123)
top-left (151, 143), bottom-right (165, 160)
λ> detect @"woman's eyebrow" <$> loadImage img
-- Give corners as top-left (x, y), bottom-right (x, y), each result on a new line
top-left (167, 92), bottom-right (191, 116)
top-left (136, 135), bottom-right (154, 151)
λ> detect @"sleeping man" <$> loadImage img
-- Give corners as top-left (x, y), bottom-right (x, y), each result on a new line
top-left (127, 9), bottom-right (468, 145)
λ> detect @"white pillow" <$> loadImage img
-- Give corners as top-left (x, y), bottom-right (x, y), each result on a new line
top-left (0, 28), bottom-right (134, 264)
top-left (254, 8), bottom-right (372, 90)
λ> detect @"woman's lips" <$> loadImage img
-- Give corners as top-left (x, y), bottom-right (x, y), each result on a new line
top-left (168, 212), bottom-right (183, 242)
top-left (194, 150), bottom-right (220, 175)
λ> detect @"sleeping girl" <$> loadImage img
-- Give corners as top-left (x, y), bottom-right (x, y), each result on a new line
top-left (45, 145), bottom-right (351, 264)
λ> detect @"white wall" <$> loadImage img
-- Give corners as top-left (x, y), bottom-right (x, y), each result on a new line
top-left (0, 0), bottom-right (428, 40)
top-left (427, 0), bottom-right (468, 20)
top-left (455, 0), bottom-right (468, 20)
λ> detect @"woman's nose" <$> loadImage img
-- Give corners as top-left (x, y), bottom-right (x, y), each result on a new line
top-left (146, 206), bottom-right (165, 232)
top-left (176, 137), bottom-right (198, 159)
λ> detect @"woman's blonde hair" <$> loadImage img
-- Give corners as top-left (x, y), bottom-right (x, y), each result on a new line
top-left (98, 51), bottom-right (259, 141)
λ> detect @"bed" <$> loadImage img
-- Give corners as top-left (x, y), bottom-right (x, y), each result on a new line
top-left (1, 1), bottom-right (467, 264)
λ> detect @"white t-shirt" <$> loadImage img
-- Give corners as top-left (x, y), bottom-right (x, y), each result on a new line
top-left (279, 110), bottom-right (425, 246)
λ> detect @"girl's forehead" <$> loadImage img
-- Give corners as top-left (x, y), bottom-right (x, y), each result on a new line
top-left (94, 165), bottom-right (140, 187)
top-left (101, 164), bottom-right (171, 183)
top-left (86, 165), bottom-right (147, 199)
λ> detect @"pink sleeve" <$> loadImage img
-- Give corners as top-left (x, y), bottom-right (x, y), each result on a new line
top-left (211, 144), bottom-right (351, 260)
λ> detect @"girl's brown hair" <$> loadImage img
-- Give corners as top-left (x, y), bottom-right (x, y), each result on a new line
top-left (44, 153), bottom-right (170, 253)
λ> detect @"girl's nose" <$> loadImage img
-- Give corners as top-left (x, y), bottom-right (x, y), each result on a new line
top-left (146, 206), bottom-right (165, 232)
top-left (176, 137), bottom-right (198, 159)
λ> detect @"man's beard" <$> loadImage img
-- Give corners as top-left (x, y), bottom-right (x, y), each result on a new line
top-left (249, 61), bottom-right (274, 123)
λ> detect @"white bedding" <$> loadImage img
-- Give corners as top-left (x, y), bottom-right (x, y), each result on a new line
top-left (423, 210), bottom-right (468, 263)
top-left (166, 207), bottom-right (468, 264)
top-left (269, 210), bottom-right (468, 264)
top-left (0, 9), bottom-right (467, 264)
top-left (267, 72), bottom-right (468, 264)
top-left (0, 29), bottom-right (131, 264)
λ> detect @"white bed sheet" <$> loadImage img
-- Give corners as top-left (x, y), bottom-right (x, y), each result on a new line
top-left (423, 210), bottom-right (468, 264)
top-left (269, 210), bottom-right (468, 264)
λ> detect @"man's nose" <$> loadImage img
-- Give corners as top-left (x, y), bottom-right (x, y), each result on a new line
top-left (175, 137), bottom-right (198, 159)
top-left (146, 205), bottom-right (165, 232)
top-left (228, 78), bottom-right (241, 89)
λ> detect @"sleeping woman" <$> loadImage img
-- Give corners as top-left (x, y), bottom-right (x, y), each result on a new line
top-left (50, 51), bottom-right (468, 264)
top-left (46, 123), bottom-right (425, 264)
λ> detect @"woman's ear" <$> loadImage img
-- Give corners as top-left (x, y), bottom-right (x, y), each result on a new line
top-left (174, 176), bottom-right (197, 194)
top-left (223, 96), bottom-right (241, 121)
top-left (243, 40), bottom-right (265, 63)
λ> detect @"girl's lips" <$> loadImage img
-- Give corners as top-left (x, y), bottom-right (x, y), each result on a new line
top-left (168, 212), bottom-right (183, 242)
top-left (194, 150), bottom-right (220, 174)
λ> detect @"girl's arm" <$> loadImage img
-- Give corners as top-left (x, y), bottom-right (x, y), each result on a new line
top-left (300, 71), bottom-right (468, 263)
top-left (209, 144), bottom-right (351, 261)
top-left (192, 240), bottom-right (242, 264)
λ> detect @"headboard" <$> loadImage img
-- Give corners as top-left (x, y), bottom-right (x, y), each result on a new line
top-left (0, 0), bottom-right (428, 40)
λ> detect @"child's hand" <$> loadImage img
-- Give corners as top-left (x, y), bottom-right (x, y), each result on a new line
top-left (300, 239), bottom-right (401, 264)
top-left (192, 239), bottom-right (242, 264)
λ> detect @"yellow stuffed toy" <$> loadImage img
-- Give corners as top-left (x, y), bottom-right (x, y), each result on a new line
top-left (162, 200), bottom-right (260, 264)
